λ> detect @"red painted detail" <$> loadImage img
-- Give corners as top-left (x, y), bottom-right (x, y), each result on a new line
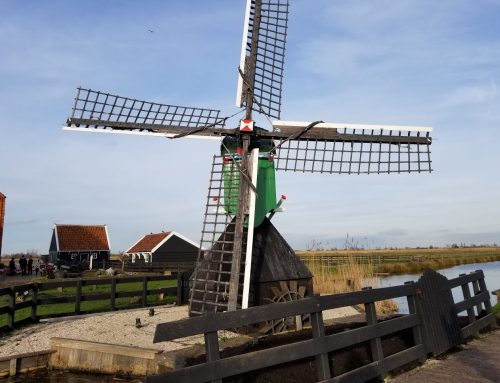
top-left (240, 119), bottom-right (254, 132)
top-left (213, 197), bottom-right (219, 202)
top-left (237, 147), bottom-right (243, 154)
top-left (281, 195), bottom-right (287, 200)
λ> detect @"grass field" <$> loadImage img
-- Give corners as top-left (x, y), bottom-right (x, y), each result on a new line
top-left (298, 247), bottom-right (500, 275)
top-left (0, 278), bottom-right (177, 328)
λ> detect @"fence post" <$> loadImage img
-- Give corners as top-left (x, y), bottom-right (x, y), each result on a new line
top-left (362, 287), bottom-right (384, 366)
top-left (7, 286), bottom-right (15, 330)
top-left (142, 276), bottom-right (148, 307)
top-left (471, 275), bottom-right (483, 315)
top-left (31, 283), bottom-right (38, 322)
top-left (204, 325), bottom-right (222, 383)
top-left (110, 278), bottom-right (116, 310)
top-left (177, 273), bottom-right (186, 305)
top-left (311, 296), bottom-right (331, 380)
top-left (476, 272), bottom-right (492, 313)
top-left (75, 280), bottom-right (82, 315)
top-left (405, 281), bottom-right (425, 363)
top-left (459, 273), bottom-right (476, 327)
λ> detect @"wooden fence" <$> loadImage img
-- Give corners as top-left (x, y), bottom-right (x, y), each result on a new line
top-left (297, 251), bottom-right (496, 265)
top-left (105, 260), bottom-right (195, 274)
top-left (0, 273), bottom-right (190, 333)
top-left (149, 269), bottom-right (496, 383)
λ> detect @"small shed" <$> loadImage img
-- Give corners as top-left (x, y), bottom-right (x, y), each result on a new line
top-left (125, 231), bottom-right (199, 270)
top-left (49, 224), bottom-right (111, 268)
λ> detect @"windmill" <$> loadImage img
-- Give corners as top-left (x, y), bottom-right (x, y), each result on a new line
top-left (63, 0), bottom-right (433, 321)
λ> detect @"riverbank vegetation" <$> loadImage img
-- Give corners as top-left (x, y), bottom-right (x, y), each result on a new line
top-left (298, 247), bottom-right (500, 276)
top-left (309, 257), bottom-right (398, 314)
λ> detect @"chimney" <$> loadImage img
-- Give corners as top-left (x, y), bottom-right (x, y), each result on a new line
top-left (0, 193), bottom-right (5, 258)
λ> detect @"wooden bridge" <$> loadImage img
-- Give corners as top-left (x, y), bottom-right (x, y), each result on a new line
top-left (149, 269), bottom-right (496, 383)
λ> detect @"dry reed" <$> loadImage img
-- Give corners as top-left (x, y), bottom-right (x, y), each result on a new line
top-left (307, 256), bottom-right (398, 315)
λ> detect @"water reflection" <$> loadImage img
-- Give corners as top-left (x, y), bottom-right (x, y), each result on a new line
top-left (380, 261), bottom-right (500, 314)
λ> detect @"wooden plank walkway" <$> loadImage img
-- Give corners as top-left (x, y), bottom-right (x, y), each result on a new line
top-left (393, 329), bottom-right (500, 383)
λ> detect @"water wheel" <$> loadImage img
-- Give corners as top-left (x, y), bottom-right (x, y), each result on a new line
top-left (259, 280), bottom-right (310, 334)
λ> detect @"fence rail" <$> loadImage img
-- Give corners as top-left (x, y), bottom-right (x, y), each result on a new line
top-left (297, 250), bottom-right (500, 265)
top-left (150, 269), bottom-right (496, 383)
top-left (0, 273), bottom-right (190, 333)
top-left (105, 260), bottom-right (195, 274)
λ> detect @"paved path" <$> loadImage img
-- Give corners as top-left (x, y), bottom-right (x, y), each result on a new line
top-left (392, 329), bottom-right (500, 383)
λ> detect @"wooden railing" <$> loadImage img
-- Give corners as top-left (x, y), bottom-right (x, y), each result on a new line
top-left (149, 269), bottom-right (495, 383)
top-left (0, 273), bottom-right (190, 332)
top-left (105, 260), bottom-right (195, 274)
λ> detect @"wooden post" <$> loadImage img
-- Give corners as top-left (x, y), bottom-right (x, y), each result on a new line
top-left (9, 357), bottom-right (18, 377)
top-left (110, 278), bottom-right (116, 310)
top-left (204, 329), bottom-right (222, 383)
top-left (176, 273), bottom-right (184, 305)
top-left (459, 274), bottom-right (476, 326)
top-left (362, 287), bottom-right (384, 364)
top-left (405, 281), bottom-right (425, 363)
top-left (7, 286), bottom-right (15, 330)
top-left (477, 274), bottom-right (492, 313)
top-left (31, 283), bottom-right (38, 322)
top-left (228, 136), bottom-right (250, 311)
top-left (142, 276), bottom-right (148, 307)
top-left (471, 277), bottom-right (483, 315)
top-left (75, 279), bottom-right (82, 315)
top-left (311, 308), bottom-right (331, 380)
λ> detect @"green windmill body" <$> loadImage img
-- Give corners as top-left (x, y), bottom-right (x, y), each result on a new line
top-left (222, 135), bottom-right (278, 228)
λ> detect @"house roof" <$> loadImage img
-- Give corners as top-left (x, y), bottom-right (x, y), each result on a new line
top-left (127, 232), bottom-right (171, 253)
top-left (55, 224), bottom-right (110, 252)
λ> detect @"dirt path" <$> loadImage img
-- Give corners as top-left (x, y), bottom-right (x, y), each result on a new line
top-left (0, 304), bottom-right (358, 357)
top-left (392, 329), bottom-right (500, 383)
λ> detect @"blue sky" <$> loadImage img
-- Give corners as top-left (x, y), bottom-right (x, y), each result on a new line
top-left (1, 0), bottom-right (499, 254)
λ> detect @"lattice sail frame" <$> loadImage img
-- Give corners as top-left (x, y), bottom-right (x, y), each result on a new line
top-left (274, 130), bottom-right (432, 174)
top-left (189, 154), bottom-right (248, 315)
top-left (236, 0), bottom-right (289, 119)
top-left (66, 88), bottom-right (226, 132)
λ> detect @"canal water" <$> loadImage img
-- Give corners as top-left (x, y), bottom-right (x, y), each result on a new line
top-left (380, 261), bottom-right (500, 314)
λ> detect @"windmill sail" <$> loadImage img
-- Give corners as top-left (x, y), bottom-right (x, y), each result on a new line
top-left (236, 0), bottom-right (289, 119)
top-left (189, 154), bottom-right (249, 315)
top-left (64, 88), bottom-right (227, 139)
top-left (271, 120), bottom-right (433, 174)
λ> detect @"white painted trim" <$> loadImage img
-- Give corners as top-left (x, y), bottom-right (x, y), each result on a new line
top-left (236, 0), bottom-right (252, 107)
top-left (150, 232), bottom-right (174, 254)
top-left (54, 225), bottom-right (60, 252)
top-left (104, 225), bottom-right (111, 252)
top-left (63, 126), bottom-right (222, 141)
top-left (273, 120), bottom-right (433, 133)
top-left (125, 235), bottom-right (147, 254)
top-left (167, 231), bottom-right (200, 250)
top-left (242, 148), bottom-right (259, 309)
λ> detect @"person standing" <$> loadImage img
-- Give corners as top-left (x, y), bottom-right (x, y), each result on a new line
top-left (19, 255), bottom-right (26, 276)
top-left (27, 257), bottom-right (33, 276)
top-left (35, 259), bottom-right (40, 276)
top-left (8, 258), bottom-right (15, 276)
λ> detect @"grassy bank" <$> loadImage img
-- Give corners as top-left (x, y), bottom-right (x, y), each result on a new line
top-left (298, 247), bottom-right (500, 276)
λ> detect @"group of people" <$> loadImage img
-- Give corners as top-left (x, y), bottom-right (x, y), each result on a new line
top-left (8, 256), bottom-right (40, 276)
